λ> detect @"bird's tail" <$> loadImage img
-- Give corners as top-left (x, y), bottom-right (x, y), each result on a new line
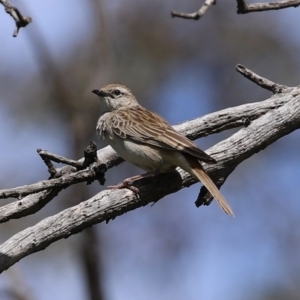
top-left (184, 155), bottom-right (234, 216)
top-left (192, 166), bottom-right (234, 216)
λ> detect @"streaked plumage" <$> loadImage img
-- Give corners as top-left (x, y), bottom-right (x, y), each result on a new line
top-left (92, 84), bottom-right (234, 216)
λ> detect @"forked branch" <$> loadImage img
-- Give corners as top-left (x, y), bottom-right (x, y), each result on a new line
top-left (0, 66), bottom-right (299, 273)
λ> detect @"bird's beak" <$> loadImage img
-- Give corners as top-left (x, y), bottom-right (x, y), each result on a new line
top-left (92, 89), bottom-right (107, 97)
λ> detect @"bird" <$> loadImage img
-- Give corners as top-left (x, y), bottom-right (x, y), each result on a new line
top-left (92, 84), bottom-right (234, 216)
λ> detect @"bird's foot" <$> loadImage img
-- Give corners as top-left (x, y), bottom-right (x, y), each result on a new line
top-left (108, 173), bottom-right (156, 194)
top-left (108, 178), bottom-right (140, 194)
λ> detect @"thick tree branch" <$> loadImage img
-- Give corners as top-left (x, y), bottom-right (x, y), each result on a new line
top-left (237, 0), bottom-right (300, 13)
top-left (0, 88), bottom-right (291, 223)
top-left (0, 87), bottom-right (300, 272)
top-left (0, 89), bottom-right (289, 201)
top-left (0, 0), bottom-right (32, 37)
top-left (171, 0), bottom-right (216, 20)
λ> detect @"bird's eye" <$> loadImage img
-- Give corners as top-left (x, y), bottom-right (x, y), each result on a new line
top-left (113, 89), bottom-right (121, 96)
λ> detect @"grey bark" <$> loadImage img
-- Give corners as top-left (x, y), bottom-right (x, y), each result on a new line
top-left (0, 87), bottom-right (299, 272)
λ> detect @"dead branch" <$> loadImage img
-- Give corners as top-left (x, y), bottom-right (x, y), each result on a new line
top-left (0, 0), bottom-right (32, 37)
top-left (237, 0), bottom-right (300, 14)
top-left (0, 75), bottom-right (291, 224)
top-left (0, 66), bottom-right (300, 271)
top-left (0, 84), bottom-right (299, 272)
top-left (171, 0), bottom-right (216, 20)
top-left (0, 90), bottom-right (288, 203)
top-left (236, 64), bottom-right (288, 93)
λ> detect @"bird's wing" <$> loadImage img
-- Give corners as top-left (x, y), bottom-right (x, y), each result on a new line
top-left (110, 106), bottom-right (216, 163)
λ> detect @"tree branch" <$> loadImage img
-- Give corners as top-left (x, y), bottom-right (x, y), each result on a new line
top-left (0, 85), bottom-right (291, 223)
top-left (237, 0), bottom-right (300, 14)
top-left (236, 64), bottom-right (288, 93)
top-left (0, 86), bottom-right (300, 272)
top-left (171, 0), bottom-right (216, 20)
top-left (0, 0), bottom-right (32, 37)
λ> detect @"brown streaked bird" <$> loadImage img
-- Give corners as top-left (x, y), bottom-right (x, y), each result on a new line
top-left (92, 84), bottom-right (234, 216)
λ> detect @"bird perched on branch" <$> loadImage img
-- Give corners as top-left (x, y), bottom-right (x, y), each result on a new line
top-left (92, 84), bottom-right (234, 216)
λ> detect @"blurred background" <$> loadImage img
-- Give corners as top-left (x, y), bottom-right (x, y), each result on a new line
top-left (0, 0), bottom-right (300, 299)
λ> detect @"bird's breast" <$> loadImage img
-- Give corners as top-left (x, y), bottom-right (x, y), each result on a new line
top-left (109, 135), bottom-right (167, 172)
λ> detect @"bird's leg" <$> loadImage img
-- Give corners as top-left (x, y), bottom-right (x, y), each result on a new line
top-left (107, 172), bottom-right (157, 194)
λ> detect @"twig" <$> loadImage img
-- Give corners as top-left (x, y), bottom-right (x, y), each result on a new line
top-left (0, 0), bottom-right (32, 37)
top-left (37, 149), bottom-right (59, 178)
top-left (38, 149), bottom-right (82, 171)
top-left (37, 141), bottom-right (100, 179)
top-left (236, 64), bottom-right (288, 93)
top-left (171, 0), bottom-right (216, 20)
top-left (237, 0), bottom-right (300, 14)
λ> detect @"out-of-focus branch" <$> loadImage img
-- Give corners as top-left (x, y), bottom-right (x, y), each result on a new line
top-left (171, 0), bottom-right (216, 20)
top-left (237, 0), bottom-right (300, 13)
top-left (4, 268), bottom-right (36, 300)
top-left (0, 0), bottom-right (32, 37)
top-left (0, 86), bottom-right (300, 272)
top-left (80, 227), bottom-right (105, 300)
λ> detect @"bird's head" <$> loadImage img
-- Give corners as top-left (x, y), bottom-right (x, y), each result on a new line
top-left (92, 84), bottom-right (138, 113)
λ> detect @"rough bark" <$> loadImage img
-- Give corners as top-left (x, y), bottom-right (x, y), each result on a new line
top-left (0, 87), bottom-right (299, 272)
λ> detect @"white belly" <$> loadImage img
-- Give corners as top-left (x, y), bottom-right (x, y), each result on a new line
top-left (106, 135), bottom-right (164, 172)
